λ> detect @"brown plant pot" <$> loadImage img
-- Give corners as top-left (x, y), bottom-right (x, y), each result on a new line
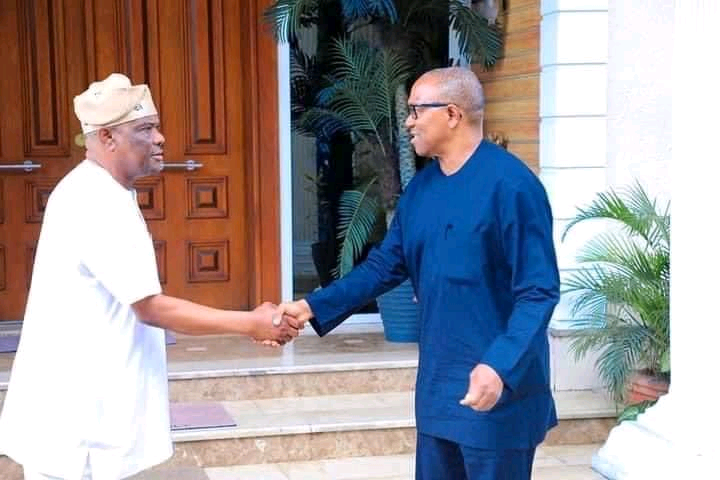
top-left (627, 371), bottom-right (669, 404)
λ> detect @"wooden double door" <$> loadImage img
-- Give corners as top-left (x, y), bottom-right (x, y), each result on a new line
top-left (0, 0), bottom-right (280, 320)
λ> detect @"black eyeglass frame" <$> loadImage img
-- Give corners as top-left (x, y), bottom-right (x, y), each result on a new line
top-left (407, 102), bottom-right (451, 119)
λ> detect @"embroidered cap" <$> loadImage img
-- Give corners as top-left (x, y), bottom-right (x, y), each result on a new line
top-left (73, 73), bottom-right (158, 134)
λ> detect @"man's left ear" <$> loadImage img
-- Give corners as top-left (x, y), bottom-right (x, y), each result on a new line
top-left (447, 105), bottom-right (463, 128)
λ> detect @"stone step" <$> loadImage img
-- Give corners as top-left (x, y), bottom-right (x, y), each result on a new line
top-left (160, 390), bottom-right (617, 468)
top-left (168, 331), bottom-right (417, 402)
top-left (4, 446), bottom-right (607, 480)
top-left (0, 332), bottom-right (618, 470)
top-left (137, 445), bottom-right (606, 479)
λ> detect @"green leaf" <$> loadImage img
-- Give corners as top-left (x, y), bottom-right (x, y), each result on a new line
top-left (617, 400), bottom-right (655, 423)
top-left (562, 183), bottom-right (670, 400)
top-left (449, 0), bottom-right (503, 67)
top-left (334, 179), bottom-right (381, 278)
top-left (660, 349), bottom-right (670, 373)
top-left (263, 0), bottom-right (320, 44)
top-left (340, 0), bottom-right (398, 23)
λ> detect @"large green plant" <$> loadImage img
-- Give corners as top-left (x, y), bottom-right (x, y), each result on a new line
top-left (265, 0), bottom-right (504, 277)
top-left (562, 183), bottom-right (670, 402)
top-left (265, 0), bottom-right (504, 67)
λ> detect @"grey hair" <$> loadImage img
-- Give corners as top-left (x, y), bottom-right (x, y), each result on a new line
top-left (420, 67), bottom-right (485, 114)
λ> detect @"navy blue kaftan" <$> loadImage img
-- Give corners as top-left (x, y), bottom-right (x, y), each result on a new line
top-left (307, 140), bottom-right (560, 449)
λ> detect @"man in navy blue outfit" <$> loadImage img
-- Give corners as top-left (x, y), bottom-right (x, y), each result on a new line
top-left (280, 67), bottom-right (560, 479)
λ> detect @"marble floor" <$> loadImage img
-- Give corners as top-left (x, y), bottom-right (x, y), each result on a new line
top-left (1, 327), bottom-right (416, 384)
top-left (135, 445), bottom-right (606, 479)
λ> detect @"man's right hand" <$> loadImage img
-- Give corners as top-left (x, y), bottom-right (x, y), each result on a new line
top-left (249, 302), bottom-right (299, 345)
top-left (277, 299), bottom-right (314, 327)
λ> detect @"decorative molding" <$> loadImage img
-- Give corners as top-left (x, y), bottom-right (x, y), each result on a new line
top-left (24, 178), bottom-right (57, 223)
top-left (183, 0), bottom-right (226, 154)
top-left (186, 176), bottom-right (227, 219)
top-left (135, 175), bottom-right (165, 220)
top-left (153, 239), bottom-right (166, 284)
top-left (0, 179), bottom-right (4, 224)
top-left (18, 0), bottom-right (70, 157)
top-left (84, 0), bottom-right (161, 113)
top-left (187, 240), bottom-right (229, 283)
top-left (0, 245), bottom-right (5, 291)
top-left (247, 0), bottom-right (280, 303)
top-left (25, 244), bottom-right (36, 289)
top-left (116, 0), bottom-right (162, 110)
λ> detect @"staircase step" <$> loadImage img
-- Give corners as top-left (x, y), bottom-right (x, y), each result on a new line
top-left (167, 332), bottom-right (418, 402)
top-left (4, 446), bottom-right (606, 480)
top-left (0, 332), bottom-right (618, 470)
top-left (132, 444), bottom-right (605, 479)
top-left (160, 390), bottom-right (616, 467)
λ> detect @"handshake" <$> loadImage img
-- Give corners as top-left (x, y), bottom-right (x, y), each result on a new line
top-left (248, 299), bottom-right (314, 347)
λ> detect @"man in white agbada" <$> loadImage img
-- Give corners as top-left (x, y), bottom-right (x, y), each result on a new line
top-left (0, 74), bottom-right (301, 480)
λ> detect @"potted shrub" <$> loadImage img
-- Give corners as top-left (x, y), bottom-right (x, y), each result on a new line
top-left (562, 183), bottom-right (670, 411)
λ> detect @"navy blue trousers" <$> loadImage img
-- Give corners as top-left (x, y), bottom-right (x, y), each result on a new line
top-left (415, 433), bottom-right (535, 480)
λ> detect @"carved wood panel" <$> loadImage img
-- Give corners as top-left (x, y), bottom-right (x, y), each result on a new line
top-left (186, 176), bottom-right (227, 219)
top-left (25, 178), bottom-right (57, 223)
top-left (183, 0), bottom-right (225, 154)
top-left (19, 0), bottom-right (70, 157)
top-left (0, 179), bottom-right (4, 224)
top-left (84, 0), bottom-right (162, 113)
top-left (1, 0), bottom-right (279, 320)
top-left (0, 245), bottom-right (5, 291)
top-left (153, 239), bottom-right (166, 284)
top-left (25, 244), bottom-right (37, 289)
top-left (187, 240), bottom-right (228, 283)
top-left (135, 175), bottom-right (164, 220)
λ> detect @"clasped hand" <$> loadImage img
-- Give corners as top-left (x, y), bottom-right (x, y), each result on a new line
top-left (250, 299), bottom-right (314, 347)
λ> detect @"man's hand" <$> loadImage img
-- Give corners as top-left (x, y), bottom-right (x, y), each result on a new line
top-left (277, 299), bottom-right (314, 327)
top-left (248, 302), bottom-right (299, 346)
top-left (460, 364), bottom-right (504, 411)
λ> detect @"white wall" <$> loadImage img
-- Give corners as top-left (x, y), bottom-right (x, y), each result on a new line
top-left (540, 0), bottom-right (609, 329)
top-left (606, 0), bottom-right (672, 205)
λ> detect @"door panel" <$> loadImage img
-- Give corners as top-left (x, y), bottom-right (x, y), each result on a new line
top-left (0, 0), bottom-right (280, 320)
top-left (0, 0), bottom-right (84, 319)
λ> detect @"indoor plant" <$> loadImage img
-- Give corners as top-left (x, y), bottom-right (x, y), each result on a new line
top-left (562, 182), bottom-right (670, 406)
top-left (265, 0), bottom-right (505, 340)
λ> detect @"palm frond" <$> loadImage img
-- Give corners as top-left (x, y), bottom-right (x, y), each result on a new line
top-left (316, 38), bottom-right (411, 152)
top-left (578, 233), bottom-right (668, 284)
top-left (264, 0), bottom-right (320, 44)
top-left (562, 183), bottom-right (670, 250)
top-left (402, 0), bottom-right (448, 27)
top-left (296, 107), bottom-right (355, 139)
top-left (334, 178), bottom-right (381, 277)
top-left (449, 0), bottom-right (503, 67)
top-left (290, 48), bottom-right (323, 115)
top-left (340, 0), bottom-right (398, 23)
top-left (569, 324), bottom-right (651, 401)
top-left (562, 183), bottom-right (670, 401)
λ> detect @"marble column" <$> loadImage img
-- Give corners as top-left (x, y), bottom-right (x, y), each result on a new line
top-left (592, 1), bottom-right (720, 478)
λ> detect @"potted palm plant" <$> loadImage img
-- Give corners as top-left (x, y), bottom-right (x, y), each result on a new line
top-left (562, 182), bottom-right (670, 412)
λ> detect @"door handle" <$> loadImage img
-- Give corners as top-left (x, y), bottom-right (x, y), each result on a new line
top-left (0, 160), bottom-right (42, 172)
top-left (160, 159), bottom-right (203, 172)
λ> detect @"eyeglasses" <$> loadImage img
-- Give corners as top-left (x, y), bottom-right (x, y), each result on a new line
top-left (408, 103), bottom-right (450, 120)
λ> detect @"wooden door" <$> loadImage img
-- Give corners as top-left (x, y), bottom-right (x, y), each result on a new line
top-left (0, 0), bottom-right (281, 320)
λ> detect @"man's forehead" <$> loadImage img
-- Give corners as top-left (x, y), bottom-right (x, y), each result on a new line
top-left (131, 115), bottom-right (160, 127)
top-left (409, 78), bottom-right (442, 100)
